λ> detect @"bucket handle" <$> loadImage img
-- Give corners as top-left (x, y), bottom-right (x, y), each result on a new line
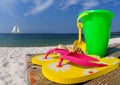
top-left (77, 12), bottom-right (89, 22)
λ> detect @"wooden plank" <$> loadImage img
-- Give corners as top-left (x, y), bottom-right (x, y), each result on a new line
top-left (26, 44), bottom-right (120, 85)
top-left (84, 67), bottom-right (120, 85)
top-left (26, 54), bottom-right (63, 85)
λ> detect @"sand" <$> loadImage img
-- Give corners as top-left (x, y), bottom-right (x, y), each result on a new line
top-left (0, 38), bottom-right (120, 85)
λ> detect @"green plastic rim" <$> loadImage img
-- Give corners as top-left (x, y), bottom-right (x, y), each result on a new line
top-left (77, 10), bottom-right (114, 22)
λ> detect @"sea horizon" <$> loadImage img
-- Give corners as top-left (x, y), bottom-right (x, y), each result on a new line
top-left (0, 31), bottom-right (120, 34)
top-left (0, 33), bottom-right (119, 47)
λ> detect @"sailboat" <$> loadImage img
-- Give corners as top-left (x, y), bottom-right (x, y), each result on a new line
top-left (11, 25), bottom-right (20, 33)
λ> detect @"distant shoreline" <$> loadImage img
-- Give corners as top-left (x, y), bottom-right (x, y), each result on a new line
top-left (111, 32), bottom-right (120, 34)
top-left (0, 32), bottom-right (119, 34)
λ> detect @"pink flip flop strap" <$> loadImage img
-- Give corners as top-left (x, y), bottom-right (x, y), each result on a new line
top-left (44, 49), bottom-right (98, 61)
top-left (68, 52), bottom-right (99, 62)
top-left (44, 48), bottom-right (108, 67)
top-left (44, 48), bottom-right (69, 59)
top-left (61, 54), bottom-right (108, 67)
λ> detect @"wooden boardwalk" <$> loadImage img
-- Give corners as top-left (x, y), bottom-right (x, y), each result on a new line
top-left (26, 44), bottom-right (120, 85)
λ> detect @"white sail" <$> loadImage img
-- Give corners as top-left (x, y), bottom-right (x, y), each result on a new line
top-left (11, 25), bottom-right (20, 33)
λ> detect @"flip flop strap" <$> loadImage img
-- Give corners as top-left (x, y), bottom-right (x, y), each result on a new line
top-left (44, 49), bottom-right (107, 67)
top-left (44, 48), bottom-right (69, 59)
top-left (61, 54), bottom-right (107, 67)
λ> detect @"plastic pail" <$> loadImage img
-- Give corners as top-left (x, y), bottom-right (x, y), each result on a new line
top-left (77, 10), bottom-right (114, 57)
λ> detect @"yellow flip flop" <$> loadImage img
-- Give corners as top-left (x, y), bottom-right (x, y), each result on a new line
top-left (42, 56), bottom-right (120, 84)
top-left (32, 53), bottom-right (59, 65)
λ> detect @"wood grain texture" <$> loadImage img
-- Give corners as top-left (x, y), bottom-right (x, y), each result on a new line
top-left (26, 44), bottom-right (120, 85)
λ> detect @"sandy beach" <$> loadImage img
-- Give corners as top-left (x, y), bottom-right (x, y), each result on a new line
top-left (0, 38), bottom-right (120, 85)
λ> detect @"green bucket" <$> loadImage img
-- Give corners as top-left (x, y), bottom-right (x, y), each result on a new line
top-left (77, 10), bottom-right (114, 57)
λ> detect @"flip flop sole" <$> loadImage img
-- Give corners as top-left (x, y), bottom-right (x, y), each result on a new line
top-left (32, 53), bottom-right (59, 65)
top-left (42, 57), bottom-right (120, 84)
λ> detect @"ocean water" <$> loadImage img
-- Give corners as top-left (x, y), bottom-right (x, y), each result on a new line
top-left (0, 33), bottom-right (119, 47)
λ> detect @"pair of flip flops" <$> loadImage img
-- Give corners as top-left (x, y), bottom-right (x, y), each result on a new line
top-left (32, 48), bottom-right (120, 84)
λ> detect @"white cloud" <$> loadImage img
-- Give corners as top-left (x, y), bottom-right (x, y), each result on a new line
top-left (81, 0), bottom-right (99, 11)
top-left (59, 0), bottom-right (80, 10)
top-left (24, 0), bottom-right (54, 16)
top-left (0, 0), bottom-right (120, 17)
top-left (59, 0), bottom-right (99, 11)
top-left (0, 0), bottom-right (54, 16)
top-left (0, 0), bottom-right (18, 16)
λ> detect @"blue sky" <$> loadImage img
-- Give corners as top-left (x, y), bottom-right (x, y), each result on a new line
top-left (0, 0), bottom-right (120, 33)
